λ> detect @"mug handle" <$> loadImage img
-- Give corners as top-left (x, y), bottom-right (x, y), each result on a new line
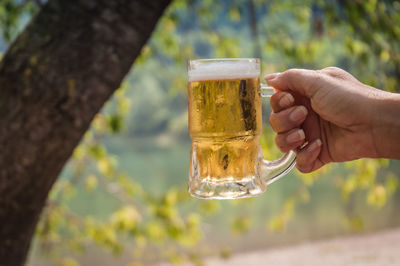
top-left (260, 84), bottom-right (297, 185)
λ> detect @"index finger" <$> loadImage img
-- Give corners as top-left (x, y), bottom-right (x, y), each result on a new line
top-left (265, 69), bottom-right (320, 98)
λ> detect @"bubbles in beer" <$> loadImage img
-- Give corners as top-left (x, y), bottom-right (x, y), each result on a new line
top-left (188, 77), bottom-right (262, 181)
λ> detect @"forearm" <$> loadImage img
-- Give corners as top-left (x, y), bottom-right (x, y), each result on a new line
top-left (371, 91), bottom-right (400, 160)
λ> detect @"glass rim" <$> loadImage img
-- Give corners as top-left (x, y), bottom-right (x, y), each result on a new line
top-left (188, 58), bottom-right (260, 64)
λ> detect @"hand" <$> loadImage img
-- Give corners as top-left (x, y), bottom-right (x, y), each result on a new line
top-left (265, 67), bottom-right (392, 173)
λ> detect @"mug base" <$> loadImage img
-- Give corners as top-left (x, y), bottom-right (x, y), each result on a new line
top-left (188, 176), bottom-right (265, 199)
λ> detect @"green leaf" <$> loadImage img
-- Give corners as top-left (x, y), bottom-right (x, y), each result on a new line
top-left (97, 156), bottom-right (117, 177)
top-left (267, 215), bottom-right (285, 233)
top-left (146, 222), bottom-right (166, 242)
top-left (107, 114), bottom-right (124, 133)
top-left (84, 174), bottom-right (98, 191)
top-left (229, 7), bottom-right (241, 22)
top-left (367, 185), bottom-right (387, 208)
top-left (199, 200), bottom-right (220, 216)
top-left (111, 206), bottom-right (141, 232)
top-left (231, 216), bottom-right (252, 234)
top-left (88, 144), bottom-right (106, 159)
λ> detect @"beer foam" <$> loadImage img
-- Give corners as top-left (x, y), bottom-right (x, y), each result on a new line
top-left (188, 61), bottom-right (260, 82)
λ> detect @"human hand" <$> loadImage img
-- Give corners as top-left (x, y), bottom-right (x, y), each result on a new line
top-left (266, 67), bottom-right (390, 173)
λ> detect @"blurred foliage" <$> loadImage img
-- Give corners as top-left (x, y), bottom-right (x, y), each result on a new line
top-left (36, 83), bottom-right (206, 265)
top-left (0, 0), bottom-right (39, 41)
top-left (1, 0), bottom-right (400, 265)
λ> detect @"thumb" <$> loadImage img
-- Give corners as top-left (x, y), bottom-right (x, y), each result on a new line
top-left (265, 69), bottom-right (320, 98)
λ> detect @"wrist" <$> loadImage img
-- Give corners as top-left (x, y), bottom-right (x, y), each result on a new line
top-left (370, 90), bottom-right (400, 160)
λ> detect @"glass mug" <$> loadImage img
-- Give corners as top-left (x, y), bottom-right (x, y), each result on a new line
top-left (187, 58), bottom-right (296, 199)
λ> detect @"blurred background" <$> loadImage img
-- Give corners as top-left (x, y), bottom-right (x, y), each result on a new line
top-left (1, 0), bottom-right (400, 265)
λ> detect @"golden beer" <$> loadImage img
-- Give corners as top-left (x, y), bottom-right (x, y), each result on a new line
top-left (188, 78), bottom-right (262, 181)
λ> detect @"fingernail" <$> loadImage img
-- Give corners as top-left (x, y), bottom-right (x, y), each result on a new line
top-left (279, 93), bottom-right (294, 108)
top-left (307, 139), bottom-right (322, 152)
top-left (264, 72), bottom-right (281, 81)
top-left (289, 106), bottom-right (308, 122)
top-left (287, 129), bottom-right (305, 143)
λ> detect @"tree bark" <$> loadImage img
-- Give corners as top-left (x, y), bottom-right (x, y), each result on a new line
top-left (0, 0), bottom-right (170, 265)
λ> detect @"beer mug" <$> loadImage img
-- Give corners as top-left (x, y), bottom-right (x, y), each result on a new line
top-left (187, 58), bottom-right (296, 199)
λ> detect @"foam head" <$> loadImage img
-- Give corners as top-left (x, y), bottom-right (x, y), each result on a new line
top-left (188, 59), bottom-right (260, 82)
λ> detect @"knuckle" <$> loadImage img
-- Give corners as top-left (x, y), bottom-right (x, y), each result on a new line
top-left (271, 91), bottom-right (282, 99)
top-left (283, 68), bottom-right (301, 81)
top-left (270, 108), bottom-right (297, 133)
top-left (270, 91), bottom-right (293, 112)
top-left (320, 67), bottom-right (348, 79)
top-left (270, 93), bottom-right (280, 110)
top-left (321, 66), bottom-right (341, 73)
top-left (283, 69), bottom-right (321, 96)
top-left (284, 68), bottom-right (301, 76)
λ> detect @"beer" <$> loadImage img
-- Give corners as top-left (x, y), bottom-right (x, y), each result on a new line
top-left (188, 62), bottom-right (262, 184)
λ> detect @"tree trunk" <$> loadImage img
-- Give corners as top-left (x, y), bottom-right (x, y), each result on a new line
top-left (0, 0), bottom-right (170, 265)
